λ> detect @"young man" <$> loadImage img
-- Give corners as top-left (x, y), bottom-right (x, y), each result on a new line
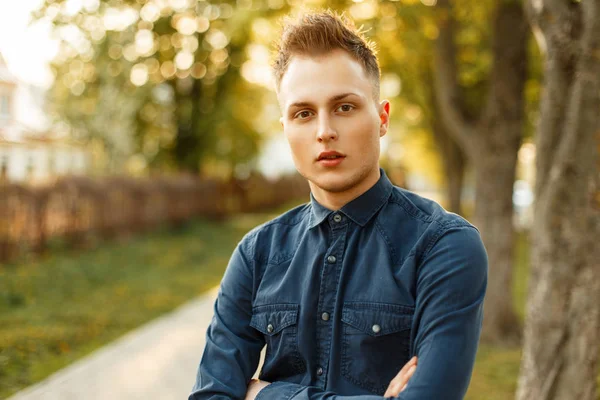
top-left (189, 11), bottom-right (487, 400)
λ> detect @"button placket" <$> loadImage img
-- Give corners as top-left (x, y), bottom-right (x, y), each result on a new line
top-left (314, 218), bottom-right (348, 388)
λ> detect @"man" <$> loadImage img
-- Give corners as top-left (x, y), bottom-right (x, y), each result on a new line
top-left (190, 11), bottom-right (487, 400)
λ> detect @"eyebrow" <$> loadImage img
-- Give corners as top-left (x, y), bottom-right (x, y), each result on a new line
top-left (287, 92), bottom-right (361, 111)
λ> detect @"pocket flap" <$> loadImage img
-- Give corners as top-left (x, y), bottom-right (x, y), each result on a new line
top-left (341, 302), bottom-right (413, 337)
top-left (250, 304), bottom-right (299, 336)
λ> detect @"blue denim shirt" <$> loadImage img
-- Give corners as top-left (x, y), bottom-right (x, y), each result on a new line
top-left (190, 170), bottom-right (487, 400)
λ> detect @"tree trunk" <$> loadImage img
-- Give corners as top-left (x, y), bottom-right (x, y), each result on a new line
top-left (473, 152), bottom-right (520, 343)
top-left (432, 118), bottom-right (465, 215)
top-left (516, 1), bottom-right (600, 399)
top-left (173, 77), bottom-right (203, 173)
top-left (434, 0), bottom-right (528, 344)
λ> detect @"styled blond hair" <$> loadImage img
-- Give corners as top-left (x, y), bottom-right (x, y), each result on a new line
top-left (272, 11), bottom-right (380, 98)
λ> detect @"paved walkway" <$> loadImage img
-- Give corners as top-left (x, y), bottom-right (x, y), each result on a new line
top-left (8, 287), bottom-right (253, 400)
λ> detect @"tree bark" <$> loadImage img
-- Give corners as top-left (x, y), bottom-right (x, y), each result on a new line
top-left (434, 0), bottom-right (528, 343)
top-left (432, 117), bottom-right (465, 215)
top-left (516, 1), bottom-right (600, 399)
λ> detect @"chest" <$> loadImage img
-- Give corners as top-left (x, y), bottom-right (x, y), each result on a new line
top-left (250, 227), bottom-right (417, 394)
top-left (253, 225), bottom-right (416, 308)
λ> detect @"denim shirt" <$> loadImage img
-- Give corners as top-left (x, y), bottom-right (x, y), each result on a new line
top-left (189, 170), bottom-right (488, 400)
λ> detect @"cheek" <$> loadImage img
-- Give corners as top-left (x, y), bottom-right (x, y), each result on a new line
top-left (286, 129), bottom-right (310, 157)
top-left (345, 118), bottom-right (380, 148)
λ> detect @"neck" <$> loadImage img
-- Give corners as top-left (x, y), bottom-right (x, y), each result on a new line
top-left (310, 167), bottom-right (381, 211)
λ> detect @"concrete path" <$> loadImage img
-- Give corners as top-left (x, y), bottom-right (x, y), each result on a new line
top-left (8, 287), bottom-right (243, 400)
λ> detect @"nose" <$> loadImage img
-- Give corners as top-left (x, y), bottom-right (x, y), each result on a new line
top-left (317, 114), bottom-right (338, 142)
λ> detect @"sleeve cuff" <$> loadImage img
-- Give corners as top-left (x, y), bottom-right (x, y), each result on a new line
top-left (255, 381), bottom-right (304, 400)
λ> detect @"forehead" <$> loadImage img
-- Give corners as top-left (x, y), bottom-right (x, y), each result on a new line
top-left (278, 49), bottom-right (374, 108)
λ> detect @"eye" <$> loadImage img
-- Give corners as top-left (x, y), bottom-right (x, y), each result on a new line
top-left (294, 110), bottom-right (313, 120)
top-left (336, 104), bottom-right (354, 112)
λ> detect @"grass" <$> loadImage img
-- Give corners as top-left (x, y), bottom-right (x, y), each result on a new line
top-left (0, 203), bottom-right (295, 399)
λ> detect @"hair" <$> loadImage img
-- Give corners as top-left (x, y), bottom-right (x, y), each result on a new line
top-left (272, 11), bottom-right (380, 99)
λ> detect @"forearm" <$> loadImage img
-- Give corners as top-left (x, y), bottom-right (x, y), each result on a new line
top-left (190, 238), bottom-right (264, 399)
top-left (256, 382), bottom-right (386, 400)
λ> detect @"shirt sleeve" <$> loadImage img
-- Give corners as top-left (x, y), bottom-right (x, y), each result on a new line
top-left (254, 225), bottom-right (488, 400)
top-left (189, 235), bottom-right (265, 400)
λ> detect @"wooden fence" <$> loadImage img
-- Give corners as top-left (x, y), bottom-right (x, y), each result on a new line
top-left (0, 173), bottom-right (309, 263)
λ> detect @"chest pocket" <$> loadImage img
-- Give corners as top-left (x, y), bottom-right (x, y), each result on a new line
top-left (341, 302), bottom-right (414, 395)
top-left (250, 303), bottom-right (306, 379)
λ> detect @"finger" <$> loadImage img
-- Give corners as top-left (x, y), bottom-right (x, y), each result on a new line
top-left (384, 358), bottom-right (418, 397)
top-left (395, 365), bottom-right (416, 393)
top-left (388, 357), bottom-right (418, 387)
top-left (403, 365), bottom-right (416, 382)
top-left (384, 381), bottom-right (402, 398)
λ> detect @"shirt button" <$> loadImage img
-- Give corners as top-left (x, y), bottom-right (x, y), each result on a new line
top-left (321, 312), bottom-right (330, 321)
top-left (333, 214), bottom-right (342, 223)
top-left (316, 367), bottom-right (323, 376)
top-left (372, 324), bottom-right (381, 334)
top-left (267, 324), bottom-right (274, 333)
top-left (327, 255), bottom-right (336, 264)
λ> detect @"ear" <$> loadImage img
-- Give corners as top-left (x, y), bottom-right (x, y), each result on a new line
top-left (379, 100), bottom-right (390, 138)
top-left (279, 116), bottom-right (284, 127)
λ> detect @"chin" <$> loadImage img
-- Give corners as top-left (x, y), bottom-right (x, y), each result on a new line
top-left (314, 179), bottom-right (353, 193)
top-left (306, 168), bottom-right (367, 194)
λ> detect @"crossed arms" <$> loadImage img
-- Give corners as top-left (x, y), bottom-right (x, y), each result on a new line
top-left (189, 226), bottom-right (488, 400)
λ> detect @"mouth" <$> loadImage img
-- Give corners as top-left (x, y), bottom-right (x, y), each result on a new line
top-left (317, 151), bottom-right (345, 161)
top-left (317, 151), bottom-right (346, 167)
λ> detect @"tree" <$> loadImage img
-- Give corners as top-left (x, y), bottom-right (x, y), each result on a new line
top-left (516, 0), bottom-right (600, 398)
top-left (34, 0), bottom-right (272, 176)
top-left (344, 0), bottom-right (469, 214)
top-left (434, 0), bottom-right (529, 343)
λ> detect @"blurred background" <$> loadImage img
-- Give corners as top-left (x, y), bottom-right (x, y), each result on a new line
top-left (0, 0), bottom-right (598, 399)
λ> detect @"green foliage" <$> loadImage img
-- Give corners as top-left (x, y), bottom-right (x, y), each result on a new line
top-left (32, 0), bottom-right (286, 175)
top-left (32, 0), bottom-right (543, 186)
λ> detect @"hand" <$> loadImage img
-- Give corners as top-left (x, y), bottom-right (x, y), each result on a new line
top-left (245, 379), bottom-right (271, 400)
top-left (383, 356), bottom-right (418, 398)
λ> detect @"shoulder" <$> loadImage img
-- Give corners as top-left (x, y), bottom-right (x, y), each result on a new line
top-left (385, 189), bottom-right (487, 286)
top-left (387, 186), bottom-right (472, 229)
top-left (376, 186), bottom-right (482, 265)
top-left (239, 202), bottom-right (311, 262)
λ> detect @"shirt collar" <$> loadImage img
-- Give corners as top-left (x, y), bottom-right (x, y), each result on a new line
top-left (309, 168), bottom-right (393, 229)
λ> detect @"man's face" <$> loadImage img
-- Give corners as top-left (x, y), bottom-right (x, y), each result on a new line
top-left (278, 49), bottom-right (389, 198)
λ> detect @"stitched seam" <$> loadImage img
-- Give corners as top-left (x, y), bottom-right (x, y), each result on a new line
top-left (388, 192), bottom-right (434, 223)
top-left (259, 206), bottom-right (310, 229)
top-left (251, 209), bottom-right (311, 264)
top-left (374, 219), bottom-right (399, 266)
top-left (268, 252), bottom-right (294, 266)
top-left (343, 301), bottom-right (415, 312)
top-left (421, 222), bottom-right (475, 261)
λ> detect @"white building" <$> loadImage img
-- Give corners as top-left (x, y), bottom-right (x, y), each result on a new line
top-left (0, 52), bottom-right (89, 185)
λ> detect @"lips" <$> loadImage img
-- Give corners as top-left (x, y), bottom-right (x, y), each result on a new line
top-left (317, 151), bottom-right (345, 161)
top-left (317, 151), bottom-right (346, 167)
